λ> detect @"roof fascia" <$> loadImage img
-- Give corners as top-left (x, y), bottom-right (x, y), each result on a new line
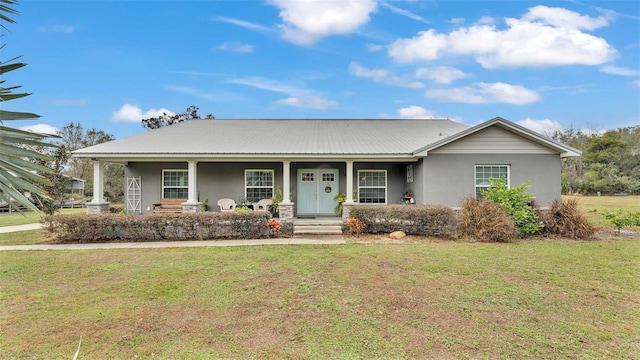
top-left (73, 154), bottom-right (421, 163)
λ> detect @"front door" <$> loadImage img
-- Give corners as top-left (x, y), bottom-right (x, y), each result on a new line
top-left (297, 169), bottom-right (339, 216)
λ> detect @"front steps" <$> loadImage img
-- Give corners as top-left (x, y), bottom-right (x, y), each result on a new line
top-left (293, 217), bottom-right (344, 235)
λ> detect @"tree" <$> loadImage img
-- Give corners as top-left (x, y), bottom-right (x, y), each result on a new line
top-left (141, 105), bottom-right (214, 130)
top-left (57, 122), bottom-right (114, 181)
top-left (0, 0), bottom-right (57, 211)
top-left (30, 145), bottom-right (69, 215)
top-left (56, 122), bottom-right (124, 202)
top-left (553, 126), bottom-right (640, 195)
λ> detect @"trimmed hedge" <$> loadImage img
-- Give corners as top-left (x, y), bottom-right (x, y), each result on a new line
top-left (41, 212), bottom-right (291, 243)
top-left (348, 205), bottom-right (457, 237)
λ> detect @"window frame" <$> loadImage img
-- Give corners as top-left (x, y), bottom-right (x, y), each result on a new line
top-left (244, 169), bottom-right (274, 202)
top-left (474, 165), bottom-right (510, 198)
top-left (162, 169), bottom-right (188, 199)
top-left (357, 169), bottom-right (387, 204)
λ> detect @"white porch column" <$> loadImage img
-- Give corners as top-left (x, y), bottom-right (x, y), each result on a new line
top-left (92, 161), bottom-right (104, 203)
top-left (187, 160), bottom-right (198, 204)
top-left (345, 160), bottom-right (355, 204)
top-left (281, 160), bottom-right (292, 204)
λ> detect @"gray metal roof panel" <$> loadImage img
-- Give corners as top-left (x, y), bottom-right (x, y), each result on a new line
top-left (73, 119), bottom-right (470, 156)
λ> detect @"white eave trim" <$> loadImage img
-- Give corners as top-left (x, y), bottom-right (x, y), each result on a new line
top-left (72, 153), bottom-right (421, 163)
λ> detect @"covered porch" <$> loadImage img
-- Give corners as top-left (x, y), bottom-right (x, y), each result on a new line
top-left (86, 158), bottom-right (418, 221)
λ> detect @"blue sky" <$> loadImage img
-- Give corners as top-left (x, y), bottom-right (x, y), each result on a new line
top-left (5, 0), bottom-right (640, 139)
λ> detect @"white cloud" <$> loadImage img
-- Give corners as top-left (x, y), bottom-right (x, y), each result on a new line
top-left (396, 105), bottom-right (436, 119)
top-left (217, 41), bottom-right (254, 53)
top-left (522, 5), bottom-right (611, 30)
top-left (348, 62), bottom-right (423, 88)
top-left (425, 82), bottom-right (541, 105)
top-left (380, 1), bottom-right (428, 23)
top-left (19, 124), bottom-right (58, 135)
top-left (276, 96), bottom-right (337, 109)
top-left (268, 0), bottom-right (377, 44)
top-left (600, 65), bottom-right (640, 76)
top-left (517, 118), bottom-right (564, 135)
top-left (163, 85), bottom-right (220, 101)
top-left (415, 66), bottom-right (471, 84)
top-left (214, 16), bottom-right (272, 33)
top-left (477, 16), bottom-right (495, 25)
top-left (634, 79), bottom-right (640, 88)
top-left (112, 104), bottom-right (176, 122)
top-left (367, 43), bottom-right (384, 52)
top-left (40, 25), bottom-right (76, 33)
top-left (450, 17), bottom-right (465, 25)
top-left (228, 76), bottom-right (338, 109)
top-left (388, 5), bottom-right (617, 68)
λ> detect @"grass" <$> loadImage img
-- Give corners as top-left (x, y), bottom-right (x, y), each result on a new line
top-left (0, 229), bottom-right (52, 246)
top-left (563, 195), bottom-right (640, 228)
top-left (1, 240), bottom-right (639, 359)
top-left (0, 208), bottom-right (85, 227)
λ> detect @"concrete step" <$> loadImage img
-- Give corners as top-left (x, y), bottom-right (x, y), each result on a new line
top-left (293, 225), bottom-right (343, 235)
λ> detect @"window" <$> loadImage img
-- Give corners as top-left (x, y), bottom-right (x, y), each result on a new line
top-left (358, 170), bottom-right (386, 204)
top-left (162, 170), bottom-right (188, 199)
top-left (245, 170), bottom-right (274, 202)
top-left (475, 165), bottom-right (509, 198)
top-left (322, 172), bottom-right (335, 182)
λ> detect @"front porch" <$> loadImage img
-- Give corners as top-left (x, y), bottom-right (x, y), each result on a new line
top-left (86, 159), bottom-right (417, 221)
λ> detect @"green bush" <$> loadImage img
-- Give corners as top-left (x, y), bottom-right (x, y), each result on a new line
top-left (538, 198), bottom-right (595, 239)
top-left (348, 205), bottom-right (457, 237)
top-left (457, 198), bottom-right (518, 242)
top-left (603, 210), bottom-right (640, 233)
top-left (481, 177), bottom-right (543, 237)
top-left (41, 212), bottom-right (288, 243)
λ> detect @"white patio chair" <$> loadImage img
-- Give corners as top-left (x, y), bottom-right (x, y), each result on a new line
top-left (217, 198), bottom-right (237, 212)
top-left (255, 198), bottom-right (273, 211)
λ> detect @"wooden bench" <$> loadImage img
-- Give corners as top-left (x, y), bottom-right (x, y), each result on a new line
top-left (152, 198), bottom-right (186, 213)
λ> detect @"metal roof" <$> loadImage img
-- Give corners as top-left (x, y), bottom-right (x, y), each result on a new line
top-left (73, 119), bottom-right (470, 158)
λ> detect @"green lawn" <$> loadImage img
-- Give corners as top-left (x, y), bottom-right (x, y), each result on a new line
top-left (1, 240), bottom-right (638, 359)
top-left (564, 195), bottom-right (640, 227)
top-left (0, 208), bottom-right (85, 227)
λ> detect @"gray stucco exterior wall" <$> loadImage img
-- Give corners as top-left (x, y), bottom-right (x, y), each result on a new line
top-left (421, 154), bottom-right (562, 207)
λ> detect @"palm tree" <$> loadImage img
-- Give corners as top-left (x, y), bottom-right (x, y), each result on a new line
top-left (1, 0), bottom-right (56, 211)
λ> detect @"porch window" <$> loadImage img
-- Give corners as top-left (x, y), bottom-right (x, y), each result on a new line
top-left (245, 169), bottom-right (274, 202)
top-left (162, 170), bottom-right (188, 199)
top-left (475, 165), bottom-right (509, 198)
top-left (358, 170), bottom-right (386, 204)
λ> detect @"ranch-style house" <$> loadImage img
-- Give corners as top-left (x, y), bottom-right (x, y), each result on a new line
top-left (73, 117), bottom-right (580, 221)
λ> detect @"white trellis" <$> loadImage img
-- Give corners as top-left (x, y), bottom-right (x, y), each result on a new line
top-left (126, 176), bottom-right (141, 214)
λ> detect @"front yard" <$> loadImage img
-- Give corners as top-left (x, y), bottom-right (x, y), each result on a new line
top-left (1, 240), bottom-right (639, 359)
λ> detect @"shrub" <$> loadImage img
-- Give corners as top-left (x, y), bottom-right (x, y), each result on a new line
top-left (602, 210), bottom-right (640, 234)
top-left (538, 198), bottom-right (595, 239)
top-left (345, 217), bottom-right (366, 236)
top-left (457, 198), bottom-right (518, 242)
top-left (481, 177), bottom-right (543, 237)
top-left (348, 205), bottom-right (457, 237)
top-left (267, 218), bottom-right (283, 234)
top-left (41, 212), bottom-right (286, 243)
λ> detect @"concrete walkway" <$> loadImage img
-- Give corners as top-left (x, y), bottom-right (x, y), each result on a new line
top-left (0, 223), bottom-right (42, 233)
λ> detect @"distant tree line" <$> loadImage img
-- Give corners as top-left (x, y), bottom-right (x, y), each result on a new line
top-left (552, 125), bottom-right (640, 195)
